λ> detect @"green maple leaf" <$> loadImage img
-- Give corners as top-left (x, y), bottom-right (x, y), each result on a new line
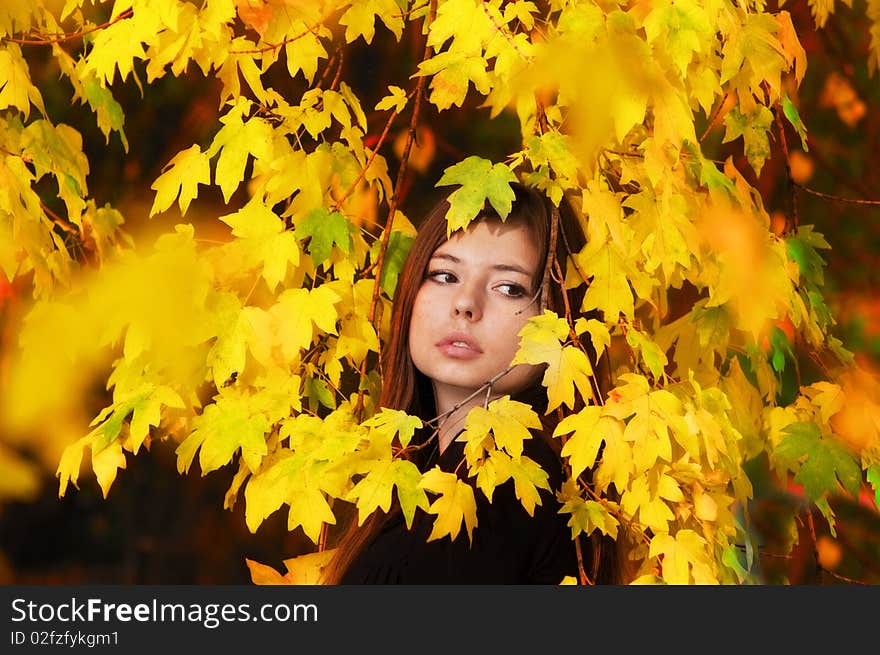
top-left (782, 93), bottom-right (808, 151)
top-left (295, 207), bottom-right (353, 268)
top-left (21, 120), bottom-right (88, 226)
top-left (392, 459), bottom-right (431, 528)
top-left (775, 422), bottom-right (862, 501)
top-left (626, 329), bottom-right (669, 380)
top-left (370, 229), bottom-right (413, 298)
top-left (304, 376), bottom-right (337, 412)
top-left (81, 73), bottom-right (127, 150)
top-left (435, 156), bottom-right (517, 234)
top-left (868, 464), bottom-right (880, 509)
top-left (786, 227), bottom-right (829, 287)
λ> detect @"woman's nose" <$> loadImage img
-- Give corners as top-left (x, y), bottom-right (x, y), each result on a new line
top-left (452, 283), bottom-right (482, 321)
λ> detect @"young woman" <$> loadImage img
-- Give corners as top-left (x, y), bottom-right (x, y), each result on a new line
top-left (321, 182), bottom-right (620, 584)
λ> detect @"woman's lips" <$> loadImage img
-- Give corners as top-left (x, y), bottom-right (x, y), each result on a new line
top-left (436, 333), bottom-right (483, 359)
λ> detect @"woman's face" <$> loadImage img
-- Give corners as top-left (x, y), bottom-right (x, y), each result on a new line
top-left (408, 219), bottom-right (543, 411)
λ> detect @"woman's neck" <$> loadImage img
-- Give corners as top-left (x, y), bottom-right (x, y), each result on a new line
top-left (433, 388), bottom-right (487, 454)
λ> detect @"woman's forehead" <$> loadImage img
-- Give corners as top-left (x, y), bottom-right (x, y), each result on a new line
top-left (430, 219), bottom-right (540, 270)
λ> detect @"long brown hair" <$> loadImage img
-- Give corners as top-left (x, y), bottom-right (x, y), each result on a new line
top-left (320, 182), bottom-right (619, 584)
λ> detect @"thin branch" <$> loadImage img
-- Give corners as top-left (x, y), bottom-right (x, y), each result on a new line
top-left (794, 183), bottom-right (880, 206)
top-left (479, 0), bottom-right (531, 61)
top-left (423, 365), bottom-right (516, 429)
top-left (699, 92), bottom-right (731, 143)
top-left (2, 8), bottom-right (133, 45)
top-left (329, 49), bottom-right (345, 91)
top-left (229, 17), bottom-right (327, 55)
top-left (333, 90), bottom-right (416, 213)
top-left (772, 100), bottom-right (799, 231)
top-left (41, 202), bottom-right (78, 235)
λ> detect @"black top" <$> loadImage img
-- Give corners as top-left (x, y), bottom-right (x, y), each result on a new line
top-left (339, 430), bottom-right (580, 584)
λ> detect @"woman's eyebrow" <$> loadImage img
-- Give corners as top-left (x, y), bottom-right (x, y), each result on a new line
top-left (429, 253), bottom-right (533, 276)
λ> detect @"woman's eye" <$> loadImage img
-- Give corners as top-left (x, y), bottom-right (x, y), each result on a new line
top-left (426, 270), bottom-right (457, 284)
top-left (497, 283), bottom-right (527, 298)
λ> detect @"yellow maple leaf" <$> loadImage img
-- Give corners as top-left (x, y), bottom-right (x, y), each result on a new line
top-left (245, 558), bottom-right (291, 585)
top-left (555, 406), bottom-right (617, 480)
top-left (271, 285), bottom-right (341, 360)
top-left (507, 455), bottom-right (550, 516)
top-left (470, 449), bottom-right (511, 502)
top-left (286, 483), bottom-right (337, 543)
top-left (512, 311), bottom-right (595, 411)
top-left (150, 145), bottom-right (210, 217)
top-left (419, 467), bottom-right (478, 543)
top-left (362, 408), bottom-right (423, 448)
top-left (558, 479), bottom-right (620, 539)
top-left (91, 439), bottom-right (127, 499)
top-left (283, 549), bottom-right (337, 585)
top-left (461, 397), bottom-right (540, 459)
top-left (345, 458), bottom-right (428, 526)
top-left (649, 529), bottom-right (718, 585)
top-left (620, 472), bottom-right (676, 533)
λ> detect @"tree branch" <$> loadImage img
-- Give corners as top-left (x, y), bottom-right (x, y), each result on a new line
top-left (2, 9), bottom-right (133, 45)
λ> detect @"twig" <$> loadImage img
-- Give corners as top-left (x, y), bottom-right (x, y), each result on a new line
top-left (2, 8), bottom-right (133, 45)
top-left (229, 17), bottom-right (327, 55)
top-left (478, 0), bottom-right (531, 61)
top-left (794, 183), bottom-right (880, 206)
top-left (332, 90), bottom-right (416, 212)
top-left (773, 100), bottom-right (799, 232)
top-left (699, 92), bottom-right (731, 143)
top-left (41, 202), bottom-right (78, 235)
top-left (423, 365), bottom-right (516, 428)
